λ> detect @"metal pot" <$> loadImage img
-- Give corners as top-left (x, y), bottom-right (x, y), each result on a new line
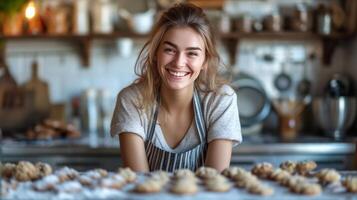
top-left (231, 73), bottom-right (271, 129)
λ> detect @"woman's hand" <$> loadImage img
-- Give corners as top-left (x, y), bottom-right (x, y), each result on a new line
top-left (119, 133), bottom-right (150, 172)
top-left (205, 139), bottom-right (232, 172)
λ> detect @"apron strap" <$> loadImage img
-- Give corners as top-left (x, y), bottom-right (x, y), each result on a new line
top-left (193, 88), bottom-right (207, 143)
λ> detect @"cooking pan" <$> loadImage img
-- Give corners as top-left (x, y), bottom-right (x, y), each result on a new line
top-left (231, 73), bottom-right (271, 128)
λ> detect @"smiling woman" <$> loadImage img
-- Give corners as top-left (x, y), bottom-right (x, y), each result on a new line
top-left (110, 3), bottom-right (242, 173)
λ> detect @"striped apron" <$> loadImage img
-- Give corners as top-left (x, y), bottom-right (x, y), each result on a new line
top-left (144, 89), bottom-right (207, 172)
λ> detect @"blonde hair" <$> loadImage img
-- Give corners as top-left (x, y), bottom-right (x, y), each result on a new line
top-left (134, 3), bottom-right (227, 112)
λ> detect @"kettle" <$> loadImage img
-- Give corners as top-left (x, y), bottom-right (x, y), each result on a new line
top-left (325, 73), bottom-right (352, 97)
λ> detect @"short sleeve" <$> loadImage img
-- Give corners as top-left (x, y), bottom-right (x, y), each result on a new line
top-left (206, 85), bottom-right (242, 146)
top-left (110, 86), bottom-right (146, 140)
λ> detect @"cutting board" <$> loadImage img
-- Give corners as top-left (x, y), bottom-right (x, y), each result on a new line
top-left (23, 60), bottom-right (51, 123)
top-left (0, 61), bottom-right (18, 108)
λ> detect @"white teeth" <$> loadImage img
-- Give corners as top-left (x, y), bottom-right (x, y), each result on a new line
top-left (168, 70), bottom-right (188, 77)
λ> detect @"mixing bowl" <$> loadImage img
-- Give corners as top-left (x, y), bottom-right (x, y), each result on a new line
top-left (313, 97), bottom-right (356, 139)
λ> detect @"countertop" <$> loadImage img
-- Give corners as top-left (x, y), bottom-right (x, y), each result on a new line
top-left (2, 134), bottom-right (356, 156)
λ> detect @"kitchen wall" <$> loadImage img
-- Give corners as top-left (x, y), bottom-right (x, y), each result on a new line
top-left (3, 0), bottom-right (357, 136)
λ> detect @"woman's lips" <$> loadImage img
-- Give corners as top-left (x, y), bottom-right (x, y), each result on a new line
top-left (166, 69), bottom-right (190, 78)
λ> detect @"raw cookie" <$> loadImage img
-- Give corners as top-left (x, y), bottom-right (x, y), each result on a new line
top-left (134, 178), bottom-right (163, 193)
top-left (118, 167), bottom-right (137, 183)
top-left (315, 168), bottom-right (341, 184)
top-left (195, 167), bottom-right (218, 179)
top-left (100, 174), bottom-right (126, 189)
top-left (170, 178), bottom-right (198, 195)
top-left (35, 162), bottom-right (52, 178)
top-left (1, 163), bottom-right (16, 179)
top-left (205, 174), bottom-right (231, 192)
top-left (270, 168), bottom-right (291, 182)
top-left (342, 176), bottom-right (357, 193)
top-left (296, 160), bottom-right (317, 176)
top-left (279, 160), bottom-right (297, 174)
top-left (55, 167), bottom-right (79, 182)
top-left (150, 170), bottom-right (170, 184)
top-left (290, 182), bottom-right (321, 195)
top-left (55, 180), bottom-right (82, 193)
top-left (222, 167), bottom-right (247, 179)
top-left (15, 161), bottom-right (39, 181)
top-left (247, 182), bottom-right (274, 196)
top-left (251, 162), bottom-right (274, 179)
top-left (33, 174), bottom-right (60, 191)
top-left (174, 169), bottom-right (195, 178)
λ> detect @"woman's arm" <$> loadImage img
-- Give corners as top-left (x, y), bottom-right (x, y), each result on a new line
top-left (119, 133), bottom-right (149, 172)
top-left (205, 139), bottom-right (232, 172)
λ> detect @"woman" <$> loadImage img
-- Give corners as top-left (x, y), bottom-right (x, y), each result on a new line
top-left (111, 3), bottom-right (242, 172)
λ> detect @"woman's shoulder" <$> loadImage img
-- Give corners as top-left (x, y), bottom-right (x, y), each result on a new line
top-left (200, 84), bottom-right (236, 98)
top-left (118, 83), bottom-right (143, 99)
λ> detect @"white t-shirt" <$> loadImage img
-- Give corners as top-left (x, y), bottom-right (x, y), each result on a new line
top-left (110, 83), bottom-right (242, 153)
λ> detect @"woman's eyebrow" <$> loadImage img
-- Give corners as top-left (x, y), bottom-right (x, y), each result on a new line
top-left (163, 41), bottom-right (202, 51)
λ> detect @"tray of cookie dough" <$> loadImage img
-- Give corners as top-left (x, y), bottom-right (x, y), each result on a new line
top-left (1, 161), bottom-right (357, 200)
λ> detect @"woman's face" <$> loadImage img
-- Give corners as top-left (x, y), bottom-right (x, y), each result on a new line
top-left (156, 26), bottom-right (206, 92)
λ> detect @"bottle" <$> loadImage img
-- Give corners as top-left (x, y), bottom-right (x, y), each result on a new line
top-left (317, 4), bottom-right (332, 35)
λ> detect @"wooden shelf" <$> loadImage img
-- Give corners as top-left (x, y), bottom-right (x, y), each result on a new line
top-left (219, 31), bottom-right (355, 66)
top-left (0, 31), bottom-right (355, 67)
top-left (0, 32), bottom-right (148, 67)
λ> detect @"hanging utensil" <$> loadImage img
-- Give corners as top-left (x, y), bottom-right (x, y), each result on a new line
top-left (274, 62), bottom-right (292, 92)
top-left (296, 53), bottom-right (314, 103)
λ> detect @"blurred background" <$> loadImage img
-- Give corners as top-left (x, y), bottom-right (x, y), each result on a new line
top-left (1, 0), bottom-right (357, 171)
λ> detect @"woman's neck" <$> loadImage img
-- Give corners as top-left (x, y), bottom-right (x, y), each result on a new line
top-left (159, 86), bottom-right (194, 114)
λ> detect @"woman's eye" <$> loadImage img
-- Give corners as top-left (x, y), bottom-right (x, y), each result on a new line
top-left (188, 52), bottom-right (198, 57)
top-left (164, 48), bottom-right (175, 54)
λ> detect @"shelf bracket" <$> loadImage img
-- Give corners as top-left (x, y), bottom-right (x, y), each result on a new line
top-left (321, 38), bottom-right (338, 66)
top-left (222, 38), bottom-right (239, 66)
top-left (77, 37), bottom-right (91, 67)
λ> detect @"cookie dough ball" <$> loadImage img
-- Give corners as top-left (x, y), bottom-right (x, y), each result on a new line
top-left (55, 167), bottom-right (79, 182)
top-left (286, 175), bottom-right (306, 188)
top-left (170, 178), bottom-right (198, 195)
top-left (35, 162), bottom-right (52, 178)
top-left (1, 163), bottom-right (16, 179)
top-left (270, 168), bottom-right (291, 182)
top-left (55, 181), bottom-right (83, 193)
top-left (251, 162), bottom-right (274, 179)
top-left (100, 174), bottom-right (126, 189)
top-left (342, 176), bottom-right (357, 193)
top-left (118, 167), bottom-right (136, 183)
top-left (279, 161), bottom-right (297, 174)
top-left (247, 182), bottom-right (274, 196)
top-left (195, 166), bottom-right (218, 179)
top-left (205, 174), bottom-right (231, 192)
top-left (222, 167), bottom-right (247, 179)
top-left (33, 174), bottom-right (60, 191)
top-left (15, 161), bottom-right (39, 181)
top-left (150, 170), bottom-right (170, 184)
top-left (234, 172), bottom-right (260, 188)
top-left (290, 182), bottom-right (321, 196)
top-left (174, 169), bottom-right (195, 178)
top-left (134, 179), bottom-right (163, 193)
top-left (296, 160), bottom-right (317, 176)
top-left (315, 168), bottom-right (341, 184)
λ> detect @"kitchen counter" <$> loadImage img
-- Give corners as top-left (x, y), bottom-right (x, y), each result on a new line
top-left (2, 134), bottom-right (356, 170)
top-left (2, 171), bottom-right (357, 200)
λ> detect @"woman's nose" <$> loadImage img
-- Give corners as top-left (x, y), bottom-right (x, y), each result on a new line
top-left (173, 53), bottom-right (186, 67)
